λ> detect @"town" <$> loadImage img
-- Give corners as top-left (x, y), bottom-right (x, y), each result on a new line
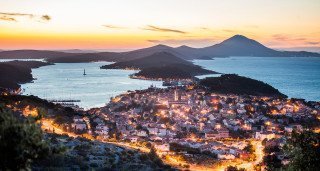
top-left (6, 84), bottom-right (316, 170)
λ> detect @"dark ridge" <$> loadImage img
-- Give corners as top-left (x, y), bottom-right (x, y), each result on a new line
top-left (1, 35), bottom-right (319, 63)
top-left (46, 52), bottom-right (121, 63)
top-left (195, 56), bottom-right (213, 60)
top-left (0, 61), bottom-right (52, 89)
top-left (134, 64), bottom-right (217, 79)
top-left (102, 52), bottom-right (217, 79)
top-left (101, 52), bottom-right (192, 69)
top-left (200, 35), bottom-right (320, 57)
top-left (0, 50), bottom-right (80, 59)
top-left (200, 74), bottom-right (287, 97)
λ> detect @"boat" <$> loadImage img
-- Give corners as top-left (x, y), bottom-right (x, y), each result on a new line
top-left (83, 69), bottom-right (87, 76)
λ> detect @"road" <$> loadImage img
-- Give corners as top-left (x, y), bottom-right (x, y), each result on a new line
top-left (40, 119), bottom-right (264, 171)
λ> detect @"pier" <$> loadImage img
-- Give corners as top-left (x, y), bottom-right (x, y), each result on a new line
top-left (48, 99), bottom-right (81, 103)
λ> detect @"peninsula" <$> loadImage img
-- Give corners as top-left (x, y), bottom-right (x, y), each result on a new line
top-left (0, 61), bottom-right (52, 89)
top-left (200, 74), bottom-right (287, 98)
top-left (101, 52), bottom-right (217, 80)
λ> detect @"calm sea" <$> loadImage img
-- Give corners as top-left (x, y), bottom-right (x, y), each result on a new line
top-left (3, 56), bottom-right (318, 109)
top-left (20, 62), bottom-right (163, 109)
top-left (194, 57), bottom-right (320, 102)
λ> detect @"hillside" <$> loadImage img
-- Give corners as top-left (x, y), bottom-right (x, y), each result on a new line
top-left (0, 61), bottom-right (51, 89)
top-left (101, 52), bottom-right (192, 69)
top-left (47, 44), bottom-right (188, 63)
top-left (0, 50), bottom-right (81, 59)
top-left (102, 52), bottom-right (217, 79)
top-left (134, 64), bottom-right (216, 79)
top-left (198, 35), bottom-right (320, 57)
top-left (200, 74), bottom-right (287, 97)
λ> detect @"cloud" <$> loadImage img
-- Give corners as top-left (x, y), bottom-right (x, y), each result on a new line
top-left (143, 25), bottom-right (187, 34)
top-left (41, 15), bottom-right (51, 21)
top-left (0, 12), bottom-right (51, 22)
top-left (147, 38), bottom-right (215, 46)
top-left (222, 29), bottom-right (236, 33)
top-left (102, 25), bottom-right (125, 29)
top-left (200, 27), bottom-right (210, 30)
top-left (0, 16), bottom-right (16, 22)
top-left (0, 12), bottom-right (34, 17)
top-left (306, 41), bottom-right (320, 45)
top-left (272, 34), bottom-right (306, 41)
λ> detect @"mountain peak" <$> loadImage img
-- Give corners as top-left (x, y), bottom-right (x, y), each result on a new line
top-left (152, 44), bottom-right (172, 49)
top-left (220, 34), bottom-right (264, 48)
top-left (224, 34), bottom-right (251, 42)
top-left (176, 45), bottom-right (193, 49)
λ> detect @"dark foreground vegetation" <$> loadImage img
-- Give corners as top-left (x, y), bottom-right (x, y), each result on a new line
top-left (200, 74), bottom-right (287, 97)
top-left (0, 95), bottom-right (175, 170)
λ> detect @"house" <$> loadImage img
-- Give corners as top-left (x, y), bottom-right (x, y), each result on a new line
top-left (157, 128), bottom-right (167, 136)
top-left (205, 130), bottom-right (219, 139)
top-left (255, 131), bottom-right (275, 140)
top-left (71, 121), bottom-right (87, 131)
top-left (154, 143), bottom-right (170, 152)
top-left (217, 128), bottom-right (229, 138)
top-left (95, 125), bottom-right (109, 138)
top-left (284, 124), bottom-right (303, 133)
top-left (73, 116), bottom-right (83, 122)
top-left (147, 127), bottom-right (158, 135)
top-left (217, 153), bottom-right (236, 160)
top-left (136, 130), bottom-right (148, 137)
top-left (128, 136), bottom-right (139, 143)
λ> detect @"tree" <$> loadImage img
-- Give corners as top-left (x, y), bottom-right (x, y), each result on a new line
top-left (243, 143), bottom-right (254, 153)
top-left (263, 154), bottom-right (282, 171)
top-left (283, 131), bottom-right (320, 171)
top-left (0, 111), bottom-right (49, 170)
top-left (226, 165), bottom-right (245, 171)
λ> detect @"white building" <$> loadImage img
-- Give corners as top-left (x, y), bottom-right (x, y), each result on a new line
top-left (255, 131), bottom-right (275, 140)
top-left (136, 130), bottom-right (148, 137)
top-left (154, 143), bottom-right (170, 152)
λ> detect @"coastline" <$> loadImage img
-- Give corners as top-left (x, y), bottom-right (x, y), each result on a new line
top-left (0, 61), bottom-right (53, 90)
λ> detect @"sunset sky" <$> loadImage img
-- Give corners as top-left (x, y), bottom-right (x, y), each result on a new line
top-left (0, 0), bottom-right (319, 50)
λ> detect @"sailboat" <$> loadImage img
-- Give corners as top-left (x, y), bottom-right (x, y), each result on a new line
top-left (83, 69), bottom-right (87, 76)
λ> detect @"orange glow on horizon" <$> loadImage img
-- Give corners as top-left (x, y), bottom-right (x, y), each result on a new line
top-left (0, 0), bottom-right (319, 50)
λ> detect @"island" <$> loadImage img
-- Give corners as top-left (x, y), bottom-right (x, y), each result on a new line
top-left (101, 52), bottom-right (218, 80)
top-left (200, 74), bottom-right (287, 97)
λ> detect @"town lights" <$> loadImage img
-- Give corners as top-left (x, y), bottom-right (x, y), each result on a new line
top-left (215, 124), bottom-right (221, 129)
top-left (265, 121), bottom-right (271, 126)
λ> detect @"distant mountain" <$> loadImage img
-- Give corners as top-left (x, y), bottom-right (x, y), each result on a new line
top-left (174, 45), bottom-right (202, 60)
top-left (200, 74), bottom-right (287, 97)
top-left (1, 35), bottom-right (319, 62)
top-left (278, 47), bottom-right (320, 53)
top-left (47, 52), bottom-right (121, 63)
top-left (46, 45), bottom-right (186, 63)
top-left (189, 35), bottom-right (320, 57)
top-left (200, 35), bottom-right (278, 57)
top-left (120, 44), bottom-right (189, 60)
top-left (0, 50), bottom-right (81, 59)
top-left (102, 52), bottom-right (192, 69)
top-left (101, 52), bottom-right (217, 79)
top-left (57, 49), bottom-right (99, 53)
